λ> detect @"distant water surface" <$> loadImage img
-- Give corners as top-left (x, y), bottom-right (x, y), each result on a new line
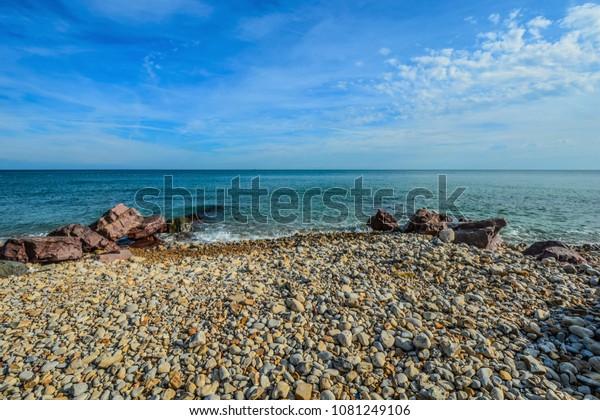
top-left (0, 170), bottom-right (598, 244)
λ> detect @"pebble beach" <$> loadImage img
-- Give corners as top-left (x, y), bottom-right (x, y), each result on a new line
top-left (1, 232), bottom-right (599, 400)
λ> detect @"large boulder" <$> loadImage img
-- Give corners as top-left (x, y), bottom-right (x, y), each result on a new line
top-left (404, 208), bottom-right (452, 235)
top-left (367, 209), bottom-right (399, 232)
top-left (90, 204), bottom-right (143, 241)
top-left (128, 235), bottom-right (161, 249)
top-left (0, 237), bottom-right (83, 264)
top-left (452, 218), bottom-right (508, 251)
top-left (453, 227), bottom-right (503, 250)
top-left (127, 215), bottom-right (167, 240)
top-left (523, 241), bottom-right (586, 264)
top-left (49, 223), bottom-right (119, 253)
top-left (0, 260), bottom-right (28, 278)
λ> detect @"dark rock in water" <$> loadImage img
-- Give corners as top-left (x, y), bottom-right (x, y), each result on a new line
top-left (168, 217), bottom-right (194, 234)
top-left (128, 215), bottom-right (167, 240)
top-left (454, 218), bottom-right (507, 233)
top-left (523, 241), bottom-right (586, 264)
top-left (49, 223), bottom-right (119, 253)
top-left (0, 237), bottom-right (83, 263)
top-left (89, 203), bottom-right (143, 241)
top-left (0, 260), bottom-right (28, 278)
top-left (367, 209), bottom-right (399, 232)
top-left (93, 249), bottom-right (133, 263)
top-left (404, 208), bottom-right (452, 235)
top-left (129, 235), bottom-right (161, 249)
top-left (523, 241), bottom-right (568, 256)
top-left (454, 227), bottom-right (503, 250)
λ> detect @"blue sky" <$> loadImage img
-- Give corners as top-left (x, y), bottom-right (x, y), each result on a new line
top-left (0, 0), bottom-right (599, 169)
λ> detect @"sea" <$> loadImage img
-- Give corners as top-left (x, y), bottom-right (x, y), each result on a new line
top-left (0, 170), bottom-right (598, 245)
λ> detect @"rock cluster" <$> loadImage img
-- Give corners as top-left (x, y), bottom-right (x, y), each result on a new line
top-left (0, 204), bottom-right (166, 264)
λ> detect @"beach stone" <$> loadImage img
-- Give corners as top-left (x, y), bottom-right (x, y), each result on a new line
top-left (438, 228), bottom-right (455, 243)
top-left (380, 330), bottom-right (395, 349)
top-left (367, 209), bottom-right (398, 232)
top-left (19, 371), bottom-right (34, 383)
top-left (454, 227), bottom-right (502, 250)
top-left (188, 331), bottom-right (207, 349)
top-left (285, 298), bottom-right (304, 312)
top-left (71, 383), bottom-right (88, 397)
top-left (90, 203), bottom-right (143, 241)
top-left (569, 325), bottom-right (594, 339)
top-left (523, 355), bottom-right (547, 374)
top-left (272, 381), bottom-right (290, 399)
top-left (94, 249), bottom-right (133, 263)
top-left (336, 331), bottom-right (353, 348)
top-left (49, 223), bottom-right (119, 253)
top-left (124, 303), bottom-right (138, 313)
top-left (413, 332), bottom-right (431, 350)
top-left (158, 362), bottom-right (171, 374)
top-left (373, 352), bottom-right (386, 368)
top-left (0, 260), bottom-right (28, 278)
top-left (320, 390), bottom-right (335, 400)
top-left (294, 382), bottom-right (313, 400)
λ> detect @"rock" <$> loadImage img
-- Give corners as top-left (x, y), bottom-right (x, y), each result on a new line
top-left (403, 208), bottom-right (451, 236)
top-left (413, 332), bottom-right (431, 349)
top-left (453, 227), bottom-right (502, 250)
top-left (373, 352), bottom-right (386, 368)
top-left (0, 237), bottom-right (83, 263)
top-left (272, 381), bottom-right (290, 399)
top-left (438, 228), bottom-right (455, 243)
top-left (523, 241), bottom-right (586, 264)
top-left (188, 331), bottom-right (206, 349)
top-left (477, 367), bottom-right (493, 389)
top-left (569, 325), bottom-right (594, 339)
top-left (336, 331), bottom-right (353, 348)
top-left (157, 362), bottom-right (171, 374)
top-left (49, 223), bottom-right (119, 253)
top-left (367, 209), bottom-right (399, 232)
top-left (123, 303), bottom-right (138, 313)
top-left (523, 241), bottom-right (568, 256)
top-left (97, 353), bottom-right (123, 369)
top-left (93, 250), bottom-right (133, 263)
top-left (380, 330), bottom-right (395, 349)
top-left (539, 247), bottom-right (586, 265)
top-left (71, 383), bottom-right (88, 397)
top-left (89, 203), bottom-right (143, 241)
top-left (285, 298), bottom-right (304, 312)
top-left (0, 260), bottom-right (28, 278)
top-left (127, 215), bottom-right (167, 240)
top-left (583, 338), bottom-right (600, 356)
top-left (128, 235), bottom-right (162, 249)
top-left (320, 390), bottom-right (336, 400)
top-left (523, 355), bottom-right (547, 374)
top-left (168, 217), bottom-right (194, 234)
top-left (294, 382), bottom-right (313, 400)
top-left (19, 371), bottom-right (34, 382)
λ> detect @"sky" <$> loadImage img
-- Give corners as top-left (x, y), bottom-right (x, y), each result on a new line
top-left (0, 0), bottom-right (599, 169)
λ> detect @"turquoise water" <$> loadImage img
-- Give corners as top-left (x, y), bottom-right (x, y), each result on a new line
top-left (0, 170), bottom-right (599, 244)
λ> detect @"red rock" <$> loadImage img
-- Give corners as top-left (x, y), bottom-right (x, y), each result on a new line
top-left (127, 215), bottom-right (167, 240)
top-left (128, 235), bottom-right (161, 249)
top-left (49, 224), bottom-right (119, 253)
top-left (0, 237), bottom-right (83, 263)
top-left (523, 241), bottom-right (568, 256)
top-left (539, 246), bottom-right (586, 264)
top-left (367, 209), bottom-right (399, 232)
top-left (93, 249), bottom-right (133, 263)
top-left (90, 204), bottom-right (143, 241)
top-left (404, 208), bottom-right (452, 235)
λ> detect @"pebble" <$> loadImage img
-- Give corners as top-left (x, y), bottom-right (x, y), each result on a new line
top-left (380, 330), bottom-right (395, 349)
top-left (294, 382), bottom-right (313, 400)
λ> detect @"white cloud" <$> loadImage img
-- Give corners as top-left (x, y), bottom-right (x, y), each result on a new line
top-left (465, 16), bottom-right (477, 25)
top-left (379, 47), bottom-right (391, 56)
top-left (528, 16), bottom-right (552, 38)
top-left (373, 3), bottom-right (600, 117)
top-left (489, 13), bottom-right (500, 25)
